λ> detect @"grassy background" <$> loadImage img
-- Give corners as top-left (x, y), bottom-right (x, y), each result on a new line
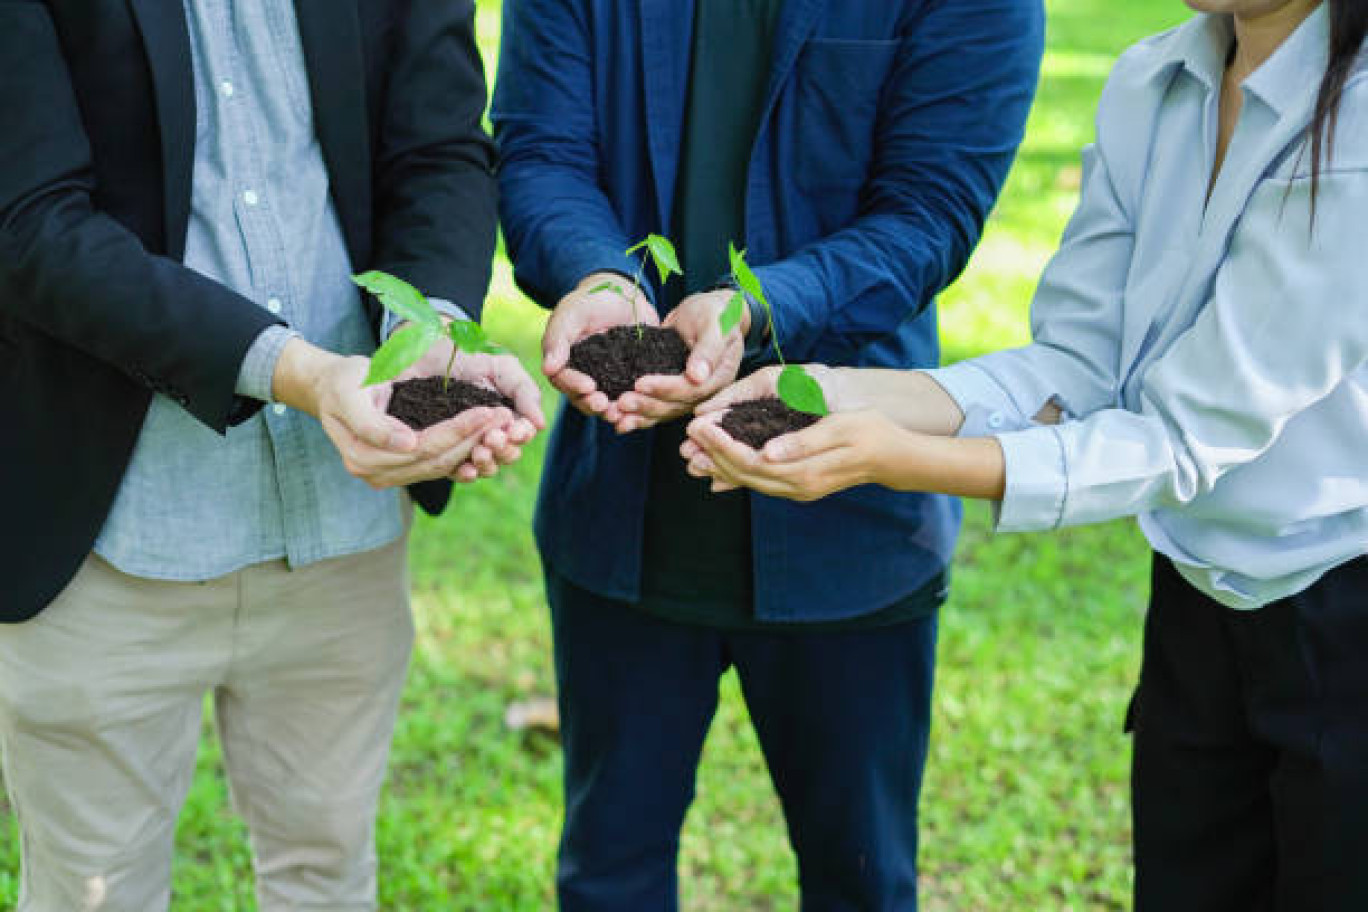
top-left (1, 0), bottom-right (1189, 908)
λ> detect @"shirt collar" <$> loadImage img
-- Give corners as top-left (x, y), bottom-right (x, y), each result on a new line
top-left (1242, 3), bottom-right (1329, 117)
top-left (1139, 6), bottom-right (1329, 117)
top-left (1143, 13), bottom-right (1234, 93)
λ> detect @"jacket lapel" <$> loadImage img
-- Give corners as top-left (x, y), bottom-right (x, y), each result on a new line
top-left (294, 0), bottom-right (372, 265)
top-left (638, 0), bottom-right (693, 230)
top-left (128, 0), bottom-right (196, 261)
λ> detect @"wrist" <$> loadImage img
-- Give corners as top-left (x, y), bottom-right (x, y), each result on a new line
top-left (868, 425), bottom-right (919, 490)
top-left (272, 338), bottom-right (337, 417)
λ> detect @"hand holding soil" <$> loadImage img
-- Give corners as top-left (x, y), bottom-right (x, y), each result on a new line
top-left (692, 363), bottom-right (840, 446)
top-left (350, 270), bottom-right (545, 484)
top-left (684, 408), bottom-right (904, 502)
top-left (381, 343), bottom-right (545, 484)
top-left (612, 289), bottom-right (748, 434)
top-left (683, 366), bottom-right (901, 500)
top-left (273, 339), bottom-right (423, 488)
top-left (543, 272), bottom-right (683, 423)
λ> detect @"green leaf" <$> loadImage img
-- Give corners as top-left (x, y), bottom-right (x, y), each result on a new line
top-left (352, 271), bottom-right (441, 331)
top-left (718, 291), bottom-right (746, 337)
top-left (644, 234), bottom-right (681, 285)
top-left (446, 319), bottom-right (491, 354)
top-left (728, 244), bottom-right (767, 308)
top-left (778, 365), bottom-right (830, 417)
top-left (365, 321), bottom-right (439, 386)
top-left (589, 281), bottom-right (621, 296)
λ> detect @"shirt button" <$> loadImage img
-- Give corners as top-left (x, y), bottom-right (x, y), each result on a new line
top-left (988, 412), bottom-right (1006, 430)
top-left (272, 404), bottom-right (287, 416)
top-left (220, 80), bottom-right (235, 98)
top-left (266, 297), bottom-right (283, 314)
top-left (242, 190), bottom-right (259, 207)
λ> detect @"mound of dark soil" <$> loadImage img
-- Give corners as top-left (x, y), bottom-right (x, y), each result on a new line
top-left (567, 325), bottom-right (690, 400)
top-left (387, 376), bottom-right (515, 431)
top-left (717, 397), bottom-right (820, 449)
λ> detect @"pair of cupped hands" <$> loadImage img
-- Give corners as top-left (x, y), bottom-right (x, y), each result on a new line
top-left (301, 272), bottom-right (890, 498)
top-left (546, 273), bottom-right (897, 502)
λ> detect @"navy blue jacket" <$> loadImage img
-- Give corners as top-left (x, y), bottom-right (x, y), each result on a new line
top-left (494, 0), bottom-right (1044, 622)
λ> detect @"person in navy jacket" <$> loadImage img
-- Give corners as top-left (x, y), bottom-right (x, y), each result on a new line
top-left (494, 1), bottom-right (1043, 907)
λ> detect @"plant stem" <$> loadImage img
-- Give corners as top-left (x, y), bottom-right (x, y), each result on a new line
top-left (765, 298), bottom-right (787, 367)
top-left (442, 345), bottom-right (459, 393)
top-left (737, 273), bottom-right (786, 367)
top-left (627, 259), bottom-right (649, 341)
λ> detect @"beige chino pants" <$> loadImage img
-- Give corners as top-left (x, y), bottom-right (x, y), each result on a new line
top-left (0, 536), bottom-right (412, 912)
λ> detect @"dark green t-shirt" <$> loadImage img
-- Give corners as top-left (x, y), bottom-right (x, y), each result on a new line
top-left (638, 0), bottom-right (943, 629)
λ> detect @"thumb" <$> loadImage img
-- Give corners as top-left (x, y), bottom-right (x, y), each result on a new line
top-left (687, 326), bottom-right (728, 385)
top-left (763, 418), bottom-right (838, 464)
top-left (543, 309), bottom-right (584, 375)
top-left (351, 404), bottom-right (417, 452)
top-left (543, 335), bottom-right (570, 376)
top-left (696, 366), bottom-right (779, 415)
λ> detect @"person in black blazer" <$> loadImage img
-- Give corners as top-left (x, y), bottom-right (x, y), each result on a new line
top-left (0, 1), bottom-right (538, 908)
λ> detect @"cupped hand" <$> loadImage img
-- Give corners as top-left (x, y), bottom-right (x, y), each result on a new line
top-left (612, 289), bottom-right (747, 434)
top-left (682, 408), bottom-right (902, 502)
top-left (543, 272), bottom-right (655, 424)
top-left (439, 348), bottom-right (546, 482)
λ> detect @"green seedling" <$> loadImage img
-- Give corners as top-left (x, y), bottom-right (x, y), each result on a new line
top-left (353, 271), bottom-right (503, 389)
top-left (718, 244), bottom-right (829, 417)
top-left (589, 234), bottom-right (682, 340)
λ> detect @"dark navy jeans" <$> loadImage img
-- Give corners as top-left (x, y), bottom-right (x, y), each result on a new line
top-left (546, 570), bottom-right (938, 911)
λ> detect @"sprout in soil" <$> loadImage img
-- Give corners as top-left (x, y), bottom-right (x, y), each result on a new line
top-left (352, 270), bottom-right (503, 389)
top-left (717, 244), bottom-right (829, 417)
top-left (589, 234), bottom-right (682, 340)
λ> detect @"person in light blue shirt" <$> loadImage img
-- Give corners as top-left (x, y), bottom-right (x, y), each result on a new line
top-left (686, 0), bottom-right (1368, 907)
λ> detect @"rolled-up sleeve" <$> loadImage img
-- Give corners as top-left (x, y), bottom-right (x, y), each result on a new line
top-left (996, 425), bottom-right (1069, 531)
top-left (928, 359), bottom-right (1027, 437)
top-left (234, 324), bottom-right (300, 402)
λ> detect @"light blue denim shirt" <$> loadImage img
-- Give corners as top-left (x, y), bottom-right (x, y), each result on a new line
top-left (95, 0), bottom-right (411, 580)
top-left (929, 7), bottom-right (1368, 609)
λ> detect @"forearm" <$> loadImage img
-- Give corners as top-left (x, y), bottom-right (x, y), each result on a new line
top-left (834, 368), bottom-right (966, 436)
top-left (874, 429), bottom-right (1006, 501)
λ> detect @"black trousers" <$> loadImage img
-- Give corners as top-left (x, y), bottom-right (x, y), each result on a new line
top-left (1131, 554), bottom-right (1368, 912)
top-left (545, 570), bottom-right (938, 912)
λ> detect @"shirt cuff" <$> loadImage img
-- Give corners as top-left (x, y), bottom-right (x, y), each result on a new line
top-left (924, 361), bottom-right (1026, 438)
top-left (235, 324), bottom-right (300, 403)
top-left (381, 298), bottom-right (474, 340)
top-left (703, 276), bottom-right (770, 361)
top-left (994, 425), bottom-right (1069, 534)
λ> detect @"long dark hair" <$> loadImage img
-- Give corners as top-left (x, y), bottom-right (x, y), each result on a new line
top-left (1310, 0), bottom-right (1368, 204)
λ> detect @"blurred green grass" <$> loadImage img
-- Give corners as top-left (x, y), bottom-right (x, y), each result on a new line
top-left (1, 1), bottom-right (1189, 908)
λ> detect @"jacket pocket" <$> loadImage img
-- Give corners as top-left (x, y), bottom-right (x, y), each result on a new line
top-left (790, 39), bottom-right (899, 194)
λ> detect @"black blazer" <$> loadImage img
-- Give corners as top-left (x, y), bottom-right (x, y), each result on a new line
top-left (0, 0), bottom-right (498, 620)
